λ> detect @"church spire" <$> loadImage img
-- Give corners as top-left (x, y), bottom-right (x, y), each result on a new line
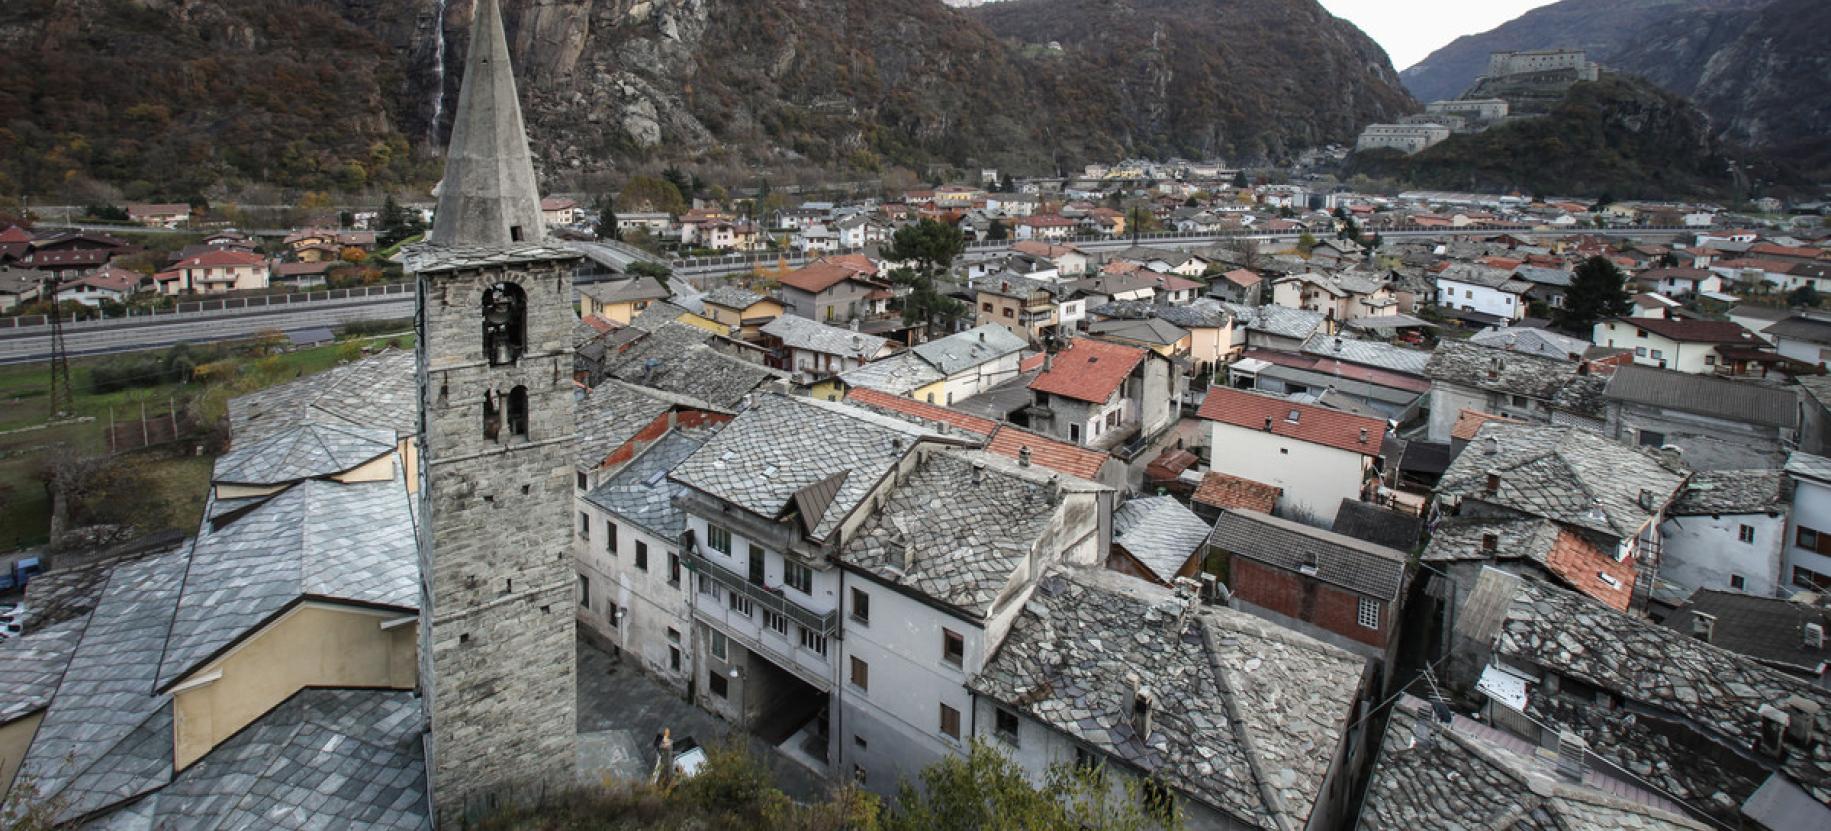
top-left (429, 0), bottom-right (543, 247)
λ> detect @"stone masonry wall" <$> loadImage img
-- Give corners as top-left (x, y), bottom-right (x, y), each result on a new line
top-left (419, 255), bottom-right (580, 822)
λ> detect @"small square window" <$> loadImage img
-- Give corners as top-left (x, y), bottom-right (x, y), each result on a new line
top-left (784, 560), bottom-right (813, 594)
top-left (942, 629), bottom-right (965, 668)
top-left (995, 706), bottom-right (1020, 746)
top-left (763, 609), bottom-right (789, 637)
top-left (1357, 597), bottom-right (1381, 630)
top-left (708, 524), bottom-right (732, 554)
top-left (729, 592), bottom-right (754, 618)
top-left (851, 587), bottom-right (871, 624)
top-left (940, 703), bottom-right (961, 739)
top-left (1738, 524), bottom-right (1755, 544)
top-left (709, 672), bottom-right (728, 699)
top-left (850, 656), bottom-right (870, 691)
top-left (1730, 574), bottom-right (1746, 590)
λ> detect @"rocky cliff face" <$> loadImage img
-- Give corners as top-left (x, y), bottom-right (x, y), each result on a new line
top-left (0, 0), bottom-right (1415, 196)
top-left (1400, 0), bottom-right (1828, 176)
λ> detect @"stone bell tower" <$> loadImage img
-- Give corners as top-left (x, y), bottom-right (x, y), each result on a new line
top-left (414, 0), bottom-right (578, 821)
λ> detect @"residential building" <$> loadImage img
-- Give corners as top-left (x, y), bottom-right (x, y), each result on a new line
top-left (164, 249), bottom-right (270, 295)
top-left (1421, 340), bottom-right (1607, 442)
top-left (1108, 496), bottom-right (1211, 587)
top-left (54, 266), bottom-right (141, 306)
top-left (777, 257), bottom-right (887, 324)
top-left (1435, 263), bottom-right (1530, 324)
top-left (910, 324), bottom-right (1028, 405)
top-left (1208, 508), bottom-right (1409, 665)
top-left (539, 196), bottom-right (581, 225)
top-left (1012, 214), bottom-right (1079, 241)
top-left (579, 275), bottom-right (671, 324)
top-left (1593, 317), bottom-right (1766, 375)
top-left (1599, 365), bottom-right (1798, 471)
top-left (0, 265), bottom-right (43, 312)
top-left (1659, 469), bottom-right (1790, 598)
top-left (126, 202), bottom-right (191, 227)
top-left (1197, 386), bottom-right (1386, 526)
top-left (972, 568), bottom-right (1372, 831)
top-left (1763, 315), bottom-right (1831, 368)
top-left (1272, 271), bottom-right (1398, 322)
top-left (1220, 301), bottom-right (1328, 352)
top-left (1355, 123), bottom-right (1451, 154)
top-left (1664, 591), bottom-right (1831, 685)
top-left (1450, 569), bottom-right (1831, 830)
top-left (1784, 453), bottom-right (1831, 591)
top-left (1637, 266), bottom-right (1724, 297)
top-left (1422, 515), bottom-right (1635, 614)
top-left (973, 272), bottom-right (1077, 346)
top-left (760, 314), bottom-right (897, 379)
top-left (1009, 240), bottom-right (1089, 276)
top-left (1086, 316), bottom-right (1191, 360)
top-left (1028, 337), bottom-right (1179, 454)
top-left (700, 285), bottom-right (785, 340)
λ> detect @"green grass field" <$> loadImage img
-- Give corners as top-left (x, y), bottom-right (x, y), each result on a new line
top-left (0, 331), bottom-right (414, 551)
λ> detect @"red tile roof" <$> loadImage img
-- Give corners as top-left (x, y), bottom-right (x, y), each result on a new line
top-left (986, 424), bottom-right (1109, 481)
top-left (1148, 273), bottom-right (1204, 293)
top-left (777, 255), bottom-right (878, 294)
top-left (1028, 338), bottom-right (1148, 404)
top-left (177, 249), bottom-right (267, 269)
top-left (1019, 352), bottom-right (1048, 373)
top-left (1617, 316), bottom-right (1758, 345)
top-left (1192, 471), bottom-right (1281, 514)
top-left (0, 225), bottom-right (31, 244)
top-left (1197, 386), bottom-right (1385, 456)
top-left (1219, 269), bottom-right (1261, 288)
top-left (843, 388), bottom-right (997, 438)
top-left (1451, 409), bottom-right (1522, 442)
top-left (1545, 528), bottom-right (1634, 611)
top-left (1011, 240), bottom-right (1083, 259)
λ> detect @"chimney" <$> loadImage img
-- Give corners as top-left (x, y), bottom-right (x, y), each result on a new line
top-left (1130, 678), bottom-right (1155, 740)
top-left (1485, 471), bottom-right (1501, 495)
top-left (1484, 435), bottom-right (1499, 456)
top-left (849, 317), bottom-right (861, 332)
top-left (1555, 731), bottom-right (1589, 782)
top-left (1637, 488), bottom-right (1656, 511)
top-left (1018, 446), bottom-right (1032, 467)
top-left (1759, 705), bottom-right (1789, 758)
top-left (1481, 532), bottom-right (1499, 553)
top-left (1786, 695), bottom-right (1821, 746)
top-left (1263, 416), bottom-right (1274, 432)
top-left (979, 330), bottom-right (986, 342)
top-left (1359, 427), bottom-right (1369, 444)
top-left (972, 461), bottom-right (985, 484)
top-left (1805, 622), bottom-right (1825, 650)
top-left (1690, 611), bottom-right (1716, 643)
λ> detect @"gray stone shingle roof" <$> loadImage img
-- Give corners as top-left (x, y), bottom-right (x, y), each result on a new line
top-left (1360, 695), bottom-right (1705, 831)
top-left (584, 427), bottom-right (715, 539)
top-left (1300, 333), bottom-right (1432, 375)
top-left (838, 351), bottom-right (946, 396)
top-left (1424, 340), bottom-right (1600, 413)
top-left (227, 349), bottom-right (418, 442)
top-left (404, 243), bottom-right (581, 274)
top-left (1670, 468), bottom-right (1787, 516)
top-left (0, 615), bottom-right (87, 724)
top-left (842, 450), bottom-right (1066, 616)
top-left (580, 274), bottom-right (670, 304)
top-left (1328, 500), bottom-right (1423, 552)
top-left (18, 550), bottom-right (188, 820)
top-left (1440, 423), bottom-right (1687, 539)
top-left (1220, 302), bottom-right (1326, 341)
top-left (1786, 451), bottom-right (1831, 484)
top-left (1087, 316), bottom-right (1189, 346)
top-left (212, 423), bottom-right (397, 486)
top-left (701, 284), bottom-right (770, 310)
top-left (608, 322), bottom-right (784, 408)
top-left (1603, 365), bottom-right (1799, 429)
top-left (1464, 570), bottom-right (1831, 809)
top-left (1665, 590), bottom-right (1831, 676)
top-left (574, 381), bottom-right (680, 470)
top-left (1208, 508), bottom-right (1409, 602)
top-left (912, 324), bottom-right (1027, 375)
top-left (671, 395), bottom-right (933, 542)
top-left (971, 568), bottom-right (1363, 829)
top-left (1113, 496), bottom-right (1212, 583)
top-left (761, 314), bottom-right (892, 360)
top-left (158, 473), bottom-right (420, 690)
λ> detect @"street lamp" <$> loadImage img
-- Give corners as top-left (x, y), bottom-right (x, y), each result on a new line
top-left (728, 665), bottom-right (746, 737)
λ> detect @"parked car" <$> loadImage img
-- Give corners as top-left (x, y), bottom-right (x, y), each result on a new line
top-left (0, 557), bottom-right (42, 592)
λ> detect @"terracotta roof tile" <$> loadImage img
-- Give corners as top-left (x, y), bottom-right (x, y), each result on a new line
top-left (986, 424), bottom-right (1109, 481)
top-left (843, 388), bottom-right (998, 439)
top-left (1192, 472), bottom-right (1280, 514)
top-left (1028, 338), bottom-right (1147, 404)
top-left (1197, 386), bottom-right (1385, 456)
top-left (1450, 409), bottom-right (1523, 442)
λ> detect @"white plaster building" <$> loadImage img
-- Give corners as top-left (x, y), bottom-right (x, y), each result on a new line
top-left (1196, 387), bottom-right (1385, 526)
top-left (1658, 469), bottom-right (1791, 598)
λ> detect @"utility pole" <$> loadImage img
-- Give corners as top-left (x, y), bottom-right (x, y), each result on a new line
top-left (43, 276), bottom-right (73, 420)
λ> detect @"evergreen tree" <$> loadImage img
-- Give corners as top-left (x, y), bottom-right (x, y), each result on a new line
top-left (662, 167), bottom-right (693, 202)
top-left (378, 194), bottom-right (423, 247)
top-left (1789, 284), bottom-right (1820, 309)
top-left (1232, 169), bottom-right (1249, 189)
top-left (1559, 255), bottom-right (1634, 331)
top-left (987, 218), bottom-right (1009, 241)
top-left (593, 194), bottom-right (619, 241)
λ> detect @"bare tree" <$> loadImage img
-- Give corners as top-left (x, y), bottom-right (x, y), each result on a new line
top-left (37, 451), bottom-right (111, 551)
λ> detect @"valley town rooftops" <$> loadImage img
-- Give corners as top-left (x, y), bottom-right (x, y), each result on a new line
top-left (1029, 337), bottom-right (1148, 404)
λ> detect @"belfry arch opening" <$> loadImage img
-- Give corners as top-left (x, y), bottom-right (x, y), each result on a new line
top-left (483, 282), bottom-right (527, 366)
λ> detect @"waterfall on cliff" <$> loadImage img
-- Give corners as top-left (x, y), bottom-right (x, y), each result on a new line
top-left (428, 0), bottom-right (452, 149)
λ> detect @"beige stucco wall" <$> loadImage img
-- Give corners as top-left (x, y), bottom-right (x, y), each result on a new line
top-left (172, 603), bottom-right (417, 770)
top-left (0, 711), bottom-right (45, 802)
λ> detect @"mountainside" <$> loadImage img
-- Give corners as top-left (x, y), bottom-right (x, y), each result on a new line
top-left (0, 0), bottom-right (1415, 199)
top-left (1400, 0), bottom-right (1830, 174)
top-left (1348, 75), bottom-right (1739, 199)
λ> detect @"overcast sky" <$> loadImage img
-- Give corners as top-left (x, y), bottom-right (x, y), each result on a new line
top-left (1317, 0), bottom-right (1560, 70)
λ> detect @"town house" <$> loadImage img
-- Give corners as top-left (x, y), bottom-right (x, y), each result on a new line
top-left (776, 256), bottom-right (888, 324)
top-left (160, 248), bottom-right (271, 295)
top-left (1028, 337), bottom-right (1180, 454)
top-left (700, 285), bottom-right (785, 341)
top-left (1658, 469), bottom-right (1790, 598)
top-left (1593, 316), bottom-right (1765, 375)
top-left (1421, 340), bottom-right (1607, 442)
top-left (1197, 386), bottom-right (1386, 526)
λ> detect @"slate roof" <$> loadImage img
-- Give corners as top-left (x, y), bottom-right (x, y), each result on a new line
top-left (1329, 500), bottom-right (1423, 552)
top-left (227, 349), bottom-right (418, 441)
top-left (1421, 517), bottom-right (1630, 609)
top-left (1440, 423), bottom-right (1688, 539)
top-left (912, 324), bottom-right (1027, 375)
top-left (701, 285), bottom-right (771, 310)
top-left (573, 380), bottom-right (685, 470)
top-left (971, 568), bottom-right (1363, 830)
top-left (1089, 299), bottom-right (1232, 329)
top-left (17, 550), bottom-right (187, 820)
top-left (1360, 694), bottom-right (1705, 831)
top-left (584, 428), bottom-right (713, 539)
top-left (111, 688), bottom-right (428, 829)
top-left (212, 423), bottom-right (396, 486)
top-left (1470, 326), bottom-right (1593, 361)
top-left (158, 473), bottom-right (420, 690)
top-left (837, 351), bottom-right (947, 396)
top-left (1424, 340), bottom-right (1603, 417)
top-left (608, 322), bottom-right (783, 408)
top-left (841, 450), bottom-right (1070, 616)
top-left (1602, 365), bottom-right (1798, 429)
top-left (1030, 338), bottom-right (1148, 404)
top-left (842, 387), bottom-right (998, 439)
top-left (405, 243), bottom-right (581, 274)
top-left (1219, 301), bottom-right (1326, 341)
top-left (1666, 590), bottom-right (1831, 676)
top-left (1209, 509), bottom-right (1409, 602)
top-left (1300, 334), bottom-right (1432, 375)
top-left (671, 395), bottom-right (934, 542)
top-left (761, 314), bottom-right (892, 360)
top-left (1670, 468), bottom-right (1787, 515)
top-left (1192, 471), bottom-right (1281, 515)
top-left (1763, 315), bottom-right (1831, 345)
top-left (0, 615), bottom-right (87, 724)
top-left (1198, 386), bottom-right (1386, 456)
top-left (1087, 316), bottom-right (1189, 347)
top-left (1461, 571), bottom-right (1831, 809)
top-left (1113, 497), bottom-right (1212, 582)
top-left (579, 275), bottom-right (670, 304)
top-left (1787, 451), bottom-right (1831, 484)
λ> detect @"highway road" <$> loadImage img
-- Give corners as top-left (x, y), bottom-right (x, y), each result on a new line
top-left (0, 296), bottom-right (415, 364)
